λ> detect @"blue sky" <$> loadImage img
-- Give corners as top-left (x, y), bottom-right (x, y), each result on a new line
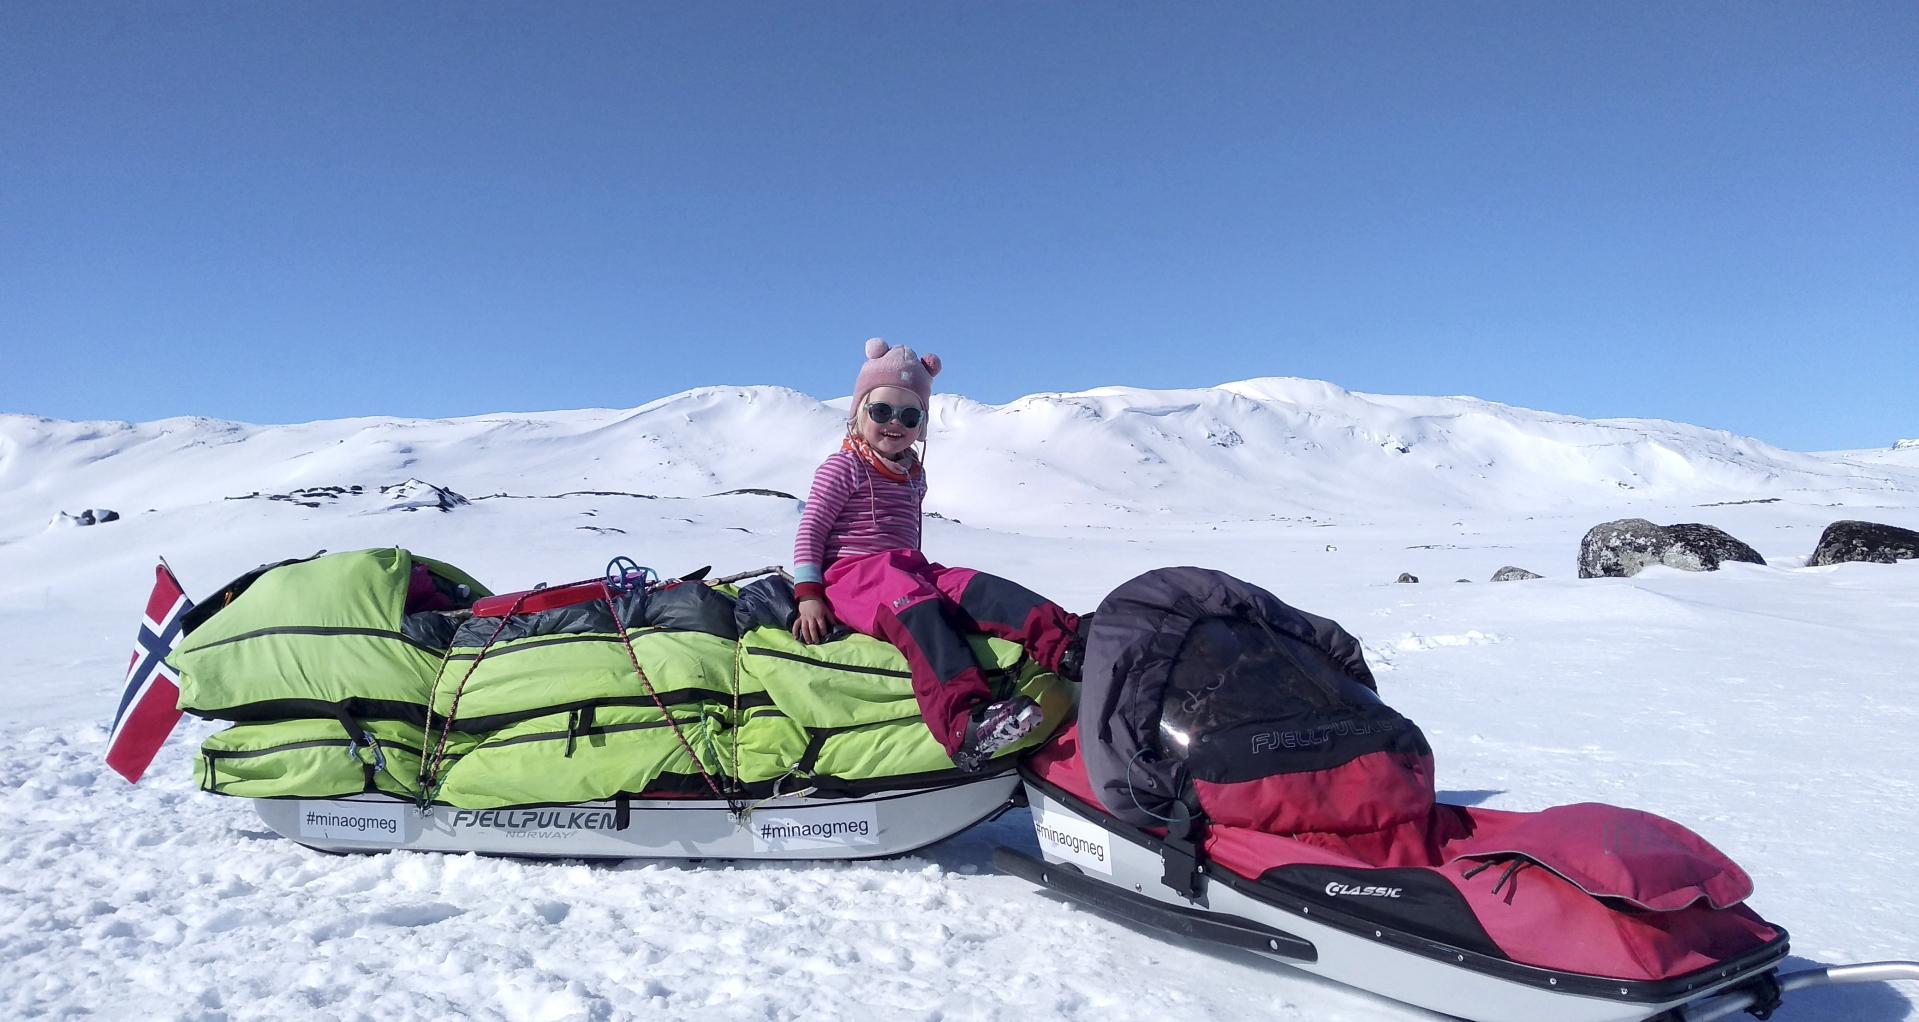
top-left (2, 2), bottom-right (1913, 450)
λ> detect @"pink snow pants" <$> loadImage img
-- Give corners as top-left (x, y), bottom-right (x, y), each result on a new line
top-left (823, 549), bottom-right (1079, 755)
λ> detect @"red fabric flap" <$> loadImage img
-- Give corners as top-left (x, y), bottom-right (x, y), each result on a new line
top-left (1445, 802), bottom-right (1753, 911)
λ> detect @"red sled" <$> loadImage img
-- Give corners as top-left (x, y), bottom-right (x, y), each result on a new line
top-left (998, 567), bottom-right (1915, 1022)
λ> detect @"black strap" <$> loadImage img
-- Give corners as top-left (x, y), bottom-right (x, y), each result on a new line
top-left (796, 729), bottom-right (833, 775)
top-left (989, 653), bottom-right (1028, 699)
top-left (563, 707), bottom-right (600, 758)
top-left (330, 708), bottom-right (380, 793)
top-left (614, 794), bottom-right (631, 830)
top-left (1743, 971), bottom-right (1784, 1020)
top-left (1160, 800), bottom-right (1206, 900)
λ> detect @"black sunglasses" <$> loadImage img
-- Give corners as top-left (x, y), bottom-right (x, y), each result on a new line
top-left (864, 402), bottom-right (925, 429)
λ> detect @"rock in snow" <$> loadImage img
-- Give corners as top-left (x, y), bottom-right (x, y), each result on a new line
top-left (49, 508), bottom-right (120, 528)
top-left (377, 479), bottom-right (471, 513)
top-left (1396, 572), bottom-right (1419, 583)
top-left (1807, 520), bottom-right (1919, 567)
top-left (1577, 519), bottom-right (1765, 578)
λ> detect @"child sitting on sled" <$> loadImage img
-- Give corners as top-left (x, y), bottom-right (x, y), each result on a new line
top-left (792, 338), bottom-right (1083, 771)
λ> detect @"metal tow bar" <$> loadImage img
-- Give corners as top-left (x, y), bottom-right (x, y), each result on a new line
top-left (1681, 960), bottom-right (1919, 1021)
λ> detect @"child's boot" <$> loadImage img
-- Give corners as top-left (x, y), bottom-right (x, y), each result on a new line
top-left (953, 697), bottom-right (1045, 772)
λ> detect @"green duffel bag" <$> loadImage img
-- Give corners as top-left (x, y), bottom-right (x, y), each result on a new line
top-left (433, 580), bottom-right (743, 732)
top-left (808, 666), bottom-right (1076, 786)
top-left (173, 548), bottom-right (490, 725)
top-left (433, 704), bottom-right (726, 809)
top-left (736, 627), bottom-right (1030, 729)
top-left (195, 718), bottom-right (467, 800)
top-left (724, 705), bottom-right (812, 787)
top-left (733, 626), bottom-right (1077, 787)
top-left (434, 628), bottom-right (742, 733)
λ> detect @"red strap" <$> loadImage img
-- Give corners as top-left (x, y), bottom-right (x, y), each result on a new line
top-left (600, 585), bottom-right (732, 804)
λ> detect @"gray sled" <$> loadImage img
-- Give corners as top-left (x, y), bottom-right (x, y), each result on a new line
top-left (254, 773), bottom-right (1018, 860)
top-left (1003, 776), bottom-right (1919, 1022)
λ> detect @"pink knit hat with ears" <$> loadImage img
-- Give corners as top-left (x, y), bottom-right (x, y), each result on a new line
top-left (851, 337), bottom-right (941, 415)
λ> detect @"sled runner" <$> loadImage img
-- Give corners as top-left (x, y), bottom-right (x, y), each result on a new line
top-left (253, 774), bottom-right (1020, 860)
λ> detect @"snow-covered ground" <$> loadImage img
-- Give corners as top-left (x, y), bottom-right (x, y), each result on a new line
top-left (3, 380), bottom-right (1916, 1021)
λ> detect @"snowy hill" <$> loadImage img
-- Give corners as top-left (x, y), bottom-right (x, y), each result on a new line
top-left (5, 379), bottom-right (1915, 544)
top-left (1828, 438), bottom-right (1919, 471)
top-left (3, 379), bottom-right (1917, 1020)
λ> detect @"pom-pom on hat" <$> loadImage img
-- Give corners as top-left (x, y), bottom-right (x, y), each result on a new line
top-left (851, 337), bottom-right (940, 416)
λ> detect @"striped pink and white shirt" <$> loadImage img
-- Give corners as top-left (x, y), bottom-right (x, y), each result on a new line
top-left (792, 449), bottom-right (928, 588)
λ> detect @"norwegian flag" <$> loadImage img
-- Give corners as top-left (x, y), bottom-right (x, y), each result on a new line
top-left (106, 562), bottom-right (194, 783)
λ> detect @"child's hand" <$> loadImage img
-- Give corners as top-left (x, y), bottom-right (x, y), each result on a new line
top-left (793, 598), bottom-right (837, 644)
